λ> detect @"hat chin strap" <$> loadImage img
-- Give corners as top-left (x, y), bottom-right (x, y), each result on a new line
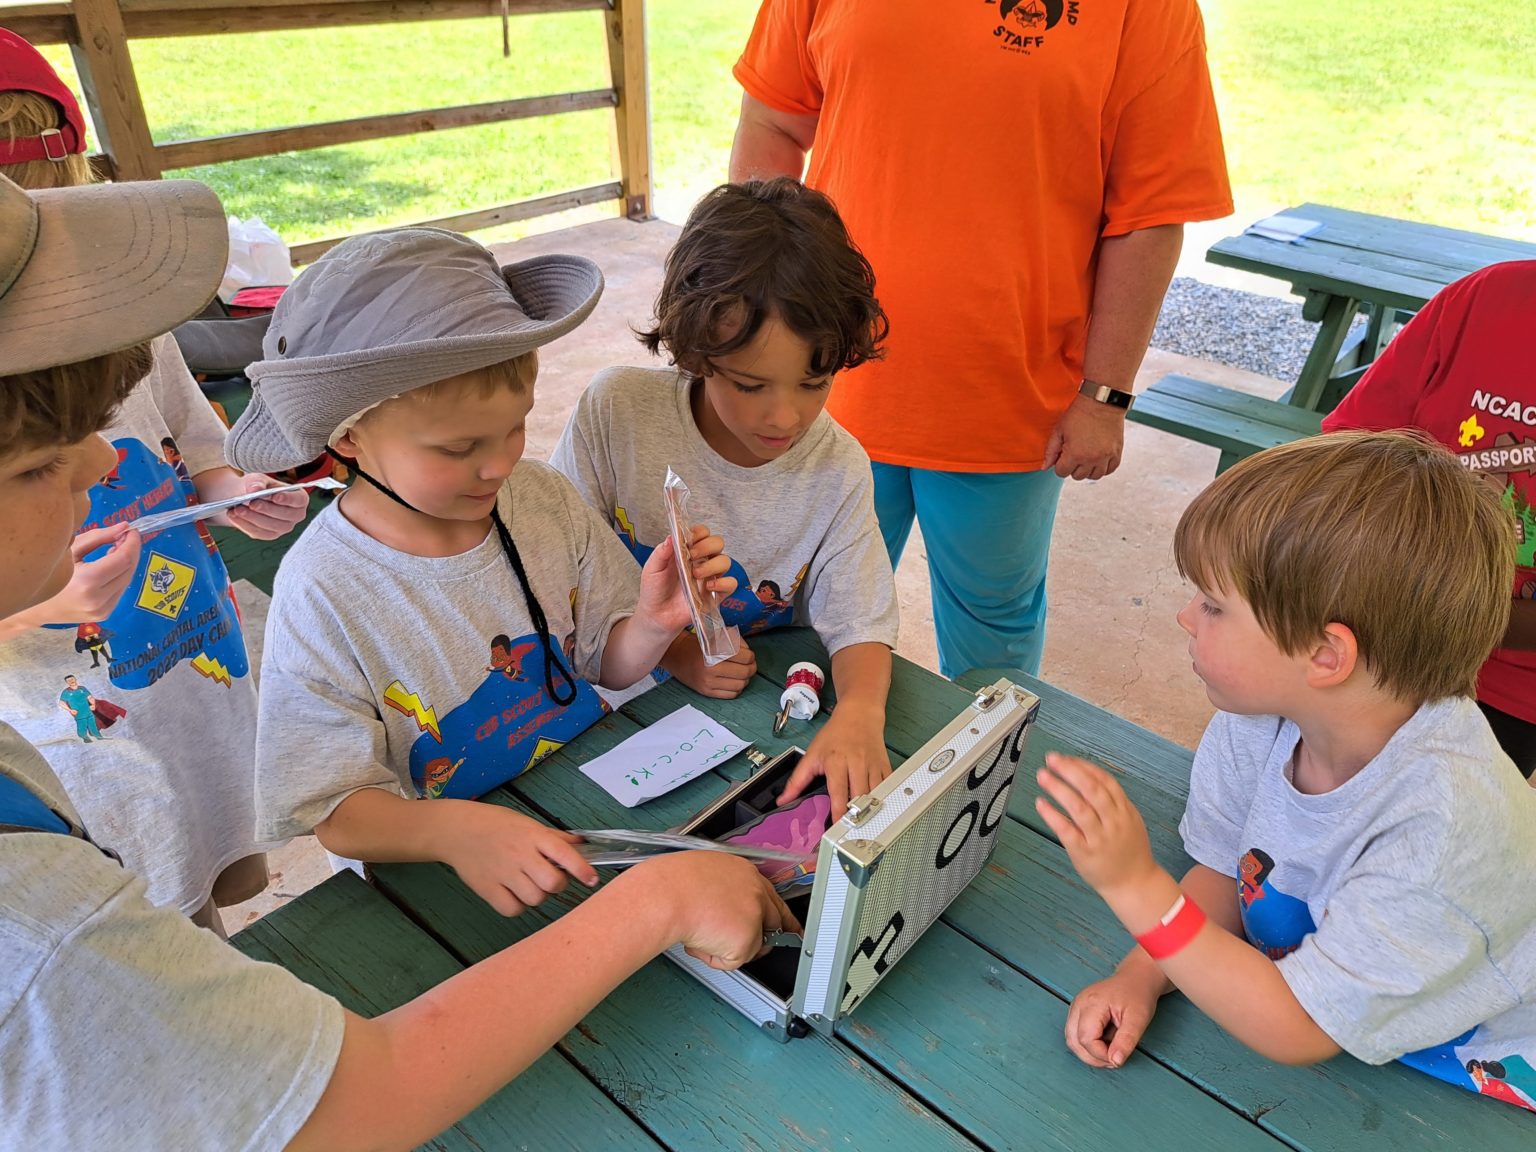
top-left (326, 448), bottom-right (579, 708)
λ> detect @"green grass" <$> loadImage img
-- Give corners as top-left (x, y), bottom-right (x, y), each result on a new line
top-left (33, 0), bottom-right (1536, 243)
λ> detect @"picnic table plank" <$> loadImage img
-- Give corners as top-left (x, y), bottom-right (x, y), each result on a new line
top-left (837, 927), bottom-right (1289, 1152)
top-left (1291, 204), bottom-right (1536, 268)
top-left (1150, 375), bottom-right (1327, 432)
top-left (370, 857), bottom-right (985, 1152)
top-left (1128, 388), bottom-right (1322, 459)
top-left (944, 823), bottom-right (1536, 1151)
top-left (1206, 238), bottom-right (1450, 315)
top-left (231, 870), bottom-right (662, 1152)
top-left (1207, 204), bottom-right (1536, 316)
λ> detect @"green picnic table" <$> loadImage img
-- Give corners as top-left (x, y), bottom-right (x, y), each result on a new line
top-left (1207, 203), bottom-right (1536, 413)
top-left (232, 630), bottom-right (1533, 1150)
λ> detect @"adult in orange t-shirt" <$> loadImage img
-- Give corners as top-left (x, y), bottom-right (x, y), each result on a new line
top-left (731, 0), bottom-right (1232, 676)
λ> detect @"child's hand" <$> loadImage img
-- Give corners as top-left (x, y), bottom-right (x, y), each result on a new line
top-left (778, 704), bottom-right (891, 821)
top-left (623, 852), bottom-right (802, 971)
top-left (1064, 970), bottom-right (1164, 1069)
top-left (637, 526), bottom-right (737, 636)
top-left (441, 805), bottom-right (600, 917)
top-left (1034, 752), bottom-right (1158, 899)
top-left (662, 631), bottom-right (757, 699)
top-left (30, 524), bottom-right (142, 625)
top-left (221, 473), bottom-right (309, 540)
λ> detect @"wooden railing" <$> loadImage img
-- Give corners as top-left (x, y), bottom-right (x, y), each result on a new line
top-left (5, 0), bottom-right (653, 261)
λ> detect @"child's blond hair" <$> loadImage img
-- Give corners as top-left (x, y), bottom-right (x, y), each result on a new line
top-left (353, 353), bottom-right (540, 432)
top-left (1174, 430), bottom-right (1514, 704)
top-left (0, 90), bottom-right (93, 190)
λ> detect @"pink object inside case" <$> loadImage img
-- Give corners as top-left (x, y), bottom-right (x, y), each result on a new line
top-left (724, 793), bottom-right (831, 888)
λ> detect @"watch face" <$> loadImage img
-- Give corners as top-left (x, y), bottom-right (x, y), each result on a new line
top-left (1082, 382), bottom-right (1132, 408)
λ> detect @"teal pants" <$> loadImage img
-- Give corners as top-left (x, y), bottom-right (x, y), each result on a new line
top-left (872, 463), bottom-right (1064, 679)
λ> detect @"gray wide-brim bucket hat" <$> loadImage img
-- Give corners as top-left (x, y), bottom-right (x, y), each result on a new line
top-left (225, 227), bottom-right (603, 473)
top-left (0, 175), bottom-right (227, 375)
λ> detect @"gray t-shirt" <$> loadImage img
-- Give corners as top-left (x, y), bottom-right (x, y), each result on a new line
top-left (550, 365), bottom-right (899, 656)
top-left (256, 461), bottom-right (640, 841)
top-left (1180, 698), bottom-right (1536, 1108)
top-left (0, 334), bottom-right (267, 913)
top-left (0, 723), bottom-right (343, 1147)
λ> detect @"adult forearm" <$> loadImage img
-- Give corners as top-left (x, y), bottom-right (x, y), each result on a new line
top-left (729, 98), bottom-right (812, 182)
top-left (1082, 225), bottom-right (1183, 391)
top-left (288, 870), bottom-right (676, 1152)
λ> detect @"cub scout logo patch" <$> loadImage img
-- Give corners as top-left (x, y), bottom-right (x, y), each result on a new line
top-left (136, 553), bottom-right (195, 620)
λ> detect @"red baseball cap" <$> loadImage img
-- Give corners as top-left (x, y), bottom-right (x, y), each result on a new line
top-left (0, 28), bottom-right (88, 163)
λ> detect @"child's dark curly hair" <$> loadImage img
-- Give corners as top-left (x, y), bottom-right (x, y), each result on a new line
top-left (638, 178), bottom-right (888, 379)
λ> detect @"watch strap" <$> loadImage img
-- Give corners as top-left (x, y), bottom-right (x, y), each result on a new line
top-left (1079, 380), bottom-right (1135, 410)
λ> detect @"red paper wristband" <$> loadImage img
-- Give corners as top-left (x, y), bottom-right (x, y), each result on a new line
top-left (1136, 893), bottom-right (1206, 960)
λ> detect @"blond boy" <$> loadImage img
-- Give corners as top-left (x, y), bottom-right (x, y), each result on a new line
top-left (1038, 432), bottom-right (1536, 1110)
top-left (228, 228), bottom-right (740, 914)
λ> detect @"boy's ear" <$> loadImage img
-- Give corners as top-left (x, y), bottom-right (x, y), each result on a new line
top-left (332, 428), bottom-right (360, 458)
top-left (1305, 623), bottom-right (1358, 689)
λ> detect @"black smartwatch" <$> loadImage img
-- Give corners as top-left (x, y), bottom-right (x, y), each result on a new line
top-left (1079, 380), bottom-right (1135, 410)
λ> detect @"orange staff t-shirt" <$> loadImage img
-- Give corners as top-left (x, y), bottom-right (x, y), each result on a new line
top-left (735, 0), bottom-right (1234, 471)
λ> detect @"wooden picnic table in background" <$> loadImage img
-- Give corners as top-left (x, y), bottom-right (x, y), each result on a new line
top-left (1207, 204), bottom-right (1536, 412)
top-left (234, 630), bottom-right (1535, 1150)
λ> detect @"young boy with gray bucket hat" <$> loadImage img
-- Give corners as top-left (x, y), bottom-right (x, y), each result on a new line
top-left (0, 174), bottom-right (793, 1147)
top-left (226, 227), bottom-right (742, 915)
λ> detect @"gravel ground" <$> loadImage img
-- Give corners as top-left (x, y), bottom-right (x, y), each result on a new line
top-left (1151, 276), bottom-right (1363, 383)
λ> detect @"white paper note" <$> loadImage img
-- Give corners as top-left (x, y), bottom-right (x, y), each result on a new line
top-left (579, 704), bottom-right (750, 807)
top-left (1243, 214), bottom-right (1323, 244)
top-left (131, 476), bottom-right (344, 535)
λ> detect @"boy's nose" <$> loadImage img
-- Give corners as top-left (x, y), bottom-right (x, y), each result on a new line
top-left (1175, 597), bottom-right (1198, 636)
top-left (81, 434), bottom-right (117, 488)
top-left (767, 401), bottom-right (799, 433)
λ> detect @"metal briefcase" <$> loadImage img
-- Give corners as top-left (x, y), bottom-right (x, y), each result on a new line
top-left (664, 678), bottom-right (1040, 1041)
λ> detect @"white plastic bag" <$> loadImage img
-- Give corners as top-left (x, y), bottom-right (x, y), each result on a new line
top-left (218, 215), bottom-right (294, 302)
top-left (663, 467), bottom-right (741, 666)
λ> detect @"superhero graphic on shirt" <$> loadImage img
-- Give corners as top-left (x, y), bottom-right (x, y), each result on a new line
top-left (45, 439), bottom-right (249, 711)
top-left (611, 517), bottom-right (810, 637)
top-left (74, 622), bottom-right (114, 668)
top-left (1236, 847), bottom-right (1315, 959)
top-left (402, 632), bottom-right (608, 800)
top-left (1400, 1028), bottom-right (1536, 1113)
top-left (486, 635), bottom-right (539, 682)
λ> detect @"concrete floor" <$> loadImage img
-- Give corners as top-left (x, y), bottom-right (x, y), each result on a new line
top-left (221, 214), bottom-right (1293, 933)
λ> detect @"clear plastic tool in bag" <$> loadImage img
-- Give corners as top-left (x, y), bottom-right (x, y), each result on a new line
top-left (664, 467), bottom-right (741, 666)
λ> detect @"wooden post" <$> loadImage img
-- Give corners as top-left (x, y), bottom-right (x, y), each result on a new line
top-left (70, 0), bottom-right (160, 181)
top-left (605, 0), bottom-right (652, 220)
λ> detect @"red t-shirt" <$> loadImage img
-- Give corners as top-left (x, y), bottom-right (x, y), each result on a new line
top-left (735, 0), bottom-right (1233, 471)
top-left (1323, 261), bottom-right (1536, 723)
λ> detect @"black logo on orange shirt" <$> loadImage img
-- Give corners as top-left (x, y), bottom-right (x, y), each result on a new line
top-left (987, 0), bottom-right (1078, 53)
